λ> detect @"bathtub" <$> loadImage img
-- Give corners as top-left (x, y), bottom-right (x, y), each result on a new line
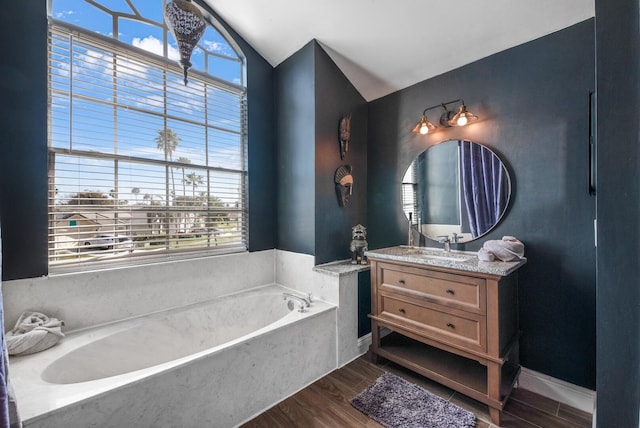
top-left (9, 284), bottom-right (337, 427)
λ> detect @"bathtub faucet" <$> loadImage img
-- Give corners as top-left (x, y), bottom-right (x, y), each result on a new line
top-left (283, 293), bottom-right (312, 312)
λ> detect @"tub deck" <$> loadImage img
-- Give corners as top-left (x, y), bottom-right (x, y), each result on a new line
top-left (9, 284), bottom-right (336, 426)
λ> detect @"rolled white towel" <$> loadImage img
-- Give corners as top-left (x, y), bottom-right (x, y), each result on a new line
top-left (480, 236), bottom-right (525, 262)
top-left (6, 311), bottom-right (64, 356)
top-left (478, 247), bottom-right (495, 261)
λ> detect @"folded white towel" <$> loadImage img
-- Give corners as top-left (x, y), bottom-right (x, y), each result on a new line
top-left (478, 247), bottom-right (495, 262)
top-left (6, 311), bottom-right (64, 356)
top-left (480, 236), bottom-right (525, 262)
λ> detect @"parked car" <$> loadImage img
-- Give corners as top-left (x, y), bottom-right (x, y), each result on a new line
top-left (83, 234), bottom-right (133, 251)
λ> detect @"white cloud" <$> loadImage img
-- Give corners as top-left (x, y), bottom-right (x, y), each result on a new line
top-left (55, 10), bottom-right (74, 19)
top-left (52, 60), bottom-right (70, 78)
top-left (143, 94), bottom-right (165, 109)
top-left (133, 36), bottom-right (180, 62)
top-left (81, 49), bottom-right (109, 69)
top-left (202, 40), bottom-right (233, 56)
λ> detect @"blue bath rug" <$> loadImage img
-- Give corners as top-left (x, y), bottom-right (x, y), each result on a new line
top-left (351, 372), bottom-right (476, 428)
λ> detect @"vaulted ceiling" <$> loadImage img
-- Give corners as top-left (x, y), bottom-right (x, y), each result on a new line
top-left (205, 0), bottom-right (594, 101)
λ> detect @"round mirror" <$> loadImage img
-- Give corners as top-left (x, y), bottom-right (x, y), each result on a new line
top-left (401, 140), bottom-right (511, 244)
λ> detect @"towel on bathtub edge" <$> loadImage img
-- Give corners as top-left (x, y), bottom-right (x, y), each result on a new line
top-left (6, 311), bottom-right (64, 356)
top-left (478, 236), bottom-right (525, 262)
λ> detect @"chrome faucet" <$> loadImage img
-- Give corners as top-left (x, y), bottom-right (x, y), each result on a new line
top-left (283, 293), bottom-right (312, 312)
top-left (438, 236), bottom-right (451, 252)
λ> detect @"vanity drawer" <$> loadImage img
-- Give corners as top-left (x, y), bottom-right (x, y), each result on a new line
top-left (380, 264), bottom-right (485, 313)
top-left (380, 295), bottom-right (486, 351)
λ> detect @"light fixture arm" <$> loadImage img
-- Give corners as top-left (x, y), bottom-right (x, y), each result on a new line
top-left (411, 99), bottom-right (478, 135)
top-left (419, 98), bottom-right (464, 117)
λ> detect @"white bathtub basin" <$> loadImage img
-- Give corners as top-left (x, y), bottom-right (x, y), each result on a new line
top-left (41, 292), bottom-right (291, 384)
top-left (9, 284), bottom-right (336, 425)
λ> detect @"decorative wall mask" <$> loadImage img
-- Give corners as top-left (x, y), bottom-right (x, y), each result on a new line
top-left (334, 165), bottom-right (353, 207)
top-left (350, 224), bottom-right (368, 265)
top-left (164, 0), bottom-right (207, 85)
top-left (339, 114), bottom-right (351, 159)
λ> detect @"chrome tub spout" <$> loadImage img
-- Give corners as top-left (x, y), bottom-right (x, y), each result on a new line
top-left (283, 293), bottom-right (312, 312)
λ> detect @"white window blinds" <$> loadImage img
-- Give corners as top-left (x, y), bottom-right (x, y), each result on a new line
top-left (48, 23), bottom-right (248, 271)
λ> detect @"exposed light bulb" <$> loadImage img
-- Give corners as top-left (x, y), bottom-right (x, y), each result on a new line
top-left (420, 123), bottom-right (429, 134)
top-left (456, 116), bottom-right (468, 126)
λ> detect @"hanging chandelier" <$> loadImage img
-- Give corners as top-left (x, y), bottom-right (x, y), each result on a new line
top-left (164, 0), bottom-right (207, 85)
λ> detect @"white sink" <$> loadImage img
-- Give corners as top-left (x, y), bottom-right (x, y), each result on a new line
top-left (419, 253), bottom-right (474, 262)
top-left (403, 247), bottom-right (474, 263)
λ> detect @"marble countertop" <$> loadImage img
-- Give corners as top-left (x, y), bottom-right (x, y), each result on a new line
top-left (365, 246), bottom-right (526, 276)
top-left (313, 259), bottom-right (371, 277)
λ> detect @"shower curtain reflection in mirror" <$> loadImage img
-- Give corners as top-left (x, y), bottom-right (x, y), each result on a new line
top-left (403, 140), bottom-right (511, 244)
top-left (460, 141), bottom-right (508, 237)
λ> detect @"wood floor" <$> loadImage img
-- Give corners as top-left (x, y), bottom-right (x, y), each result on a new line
top-left (241, 355), bottom-right (592, 428)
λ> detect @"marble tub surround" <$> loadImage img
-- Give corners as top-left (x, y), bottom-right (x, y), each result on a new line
top-left (313, 259), bottom-right (372, 366)
top-left (365, 246), bottom-right (526, 276)
top-left (5, 249), bottom-right (367, 426)
top-left (3, 250), bottom-right (275, 332)
top-left (10, 284), bottom-right (337, 427)
top-left (276, 250), bottom-right (353, 304)
top-left (3, 249), bottom-right (356, 333)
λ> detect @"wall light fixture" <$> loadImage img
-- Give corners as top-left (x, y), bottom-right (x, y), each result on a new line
top-left (164, 0), bottom-right (207, 85)
top-left (411, 99), bottom-right (479, 135)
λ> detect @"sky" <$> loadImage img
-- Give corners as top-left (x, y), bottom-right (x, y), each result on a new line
top-left (51, 0), bottom-right (242, 84)
top-left (49, 0), bottom-right (246, 207)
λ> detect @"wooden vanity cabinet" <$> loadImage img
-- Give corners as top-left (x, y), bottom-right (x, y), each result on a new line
top-left (368, 258), bottom-right (521, 426)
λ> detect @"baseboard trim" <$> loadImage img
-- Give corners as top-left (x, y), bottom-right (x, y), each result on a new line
top-left (357, 333), bottom-right (372, 350)
top-left (518, 367), bottom-right (596, 414)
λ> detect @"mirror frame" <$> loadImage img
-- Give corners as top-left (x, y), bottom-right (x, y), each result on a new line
top-left (401, 140), bottom-right (512, 244)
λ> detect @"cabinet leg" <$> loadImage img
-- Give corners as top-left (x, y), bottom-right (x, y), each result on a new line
top-left (487, 363), bottom-right (502, 425)
top-left (369, 320), bottom-right (380, 363)
top-left (489, 407), bottom-right (502, 426)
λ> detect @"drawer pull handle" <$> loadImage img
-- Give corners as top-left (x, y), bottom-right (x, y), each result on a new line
top-left (399, 308), bottom-right (406, 314)
top-left (446, 289), bottom-right (455, 295)
top-left (398, 279), bottom-right (406, 284)
top-left (446, 323), bottom-right (455, 329)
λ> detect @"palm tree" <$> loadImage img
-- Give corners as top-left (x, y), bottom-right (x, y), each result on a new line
top-left (176, 157), bottom-right (191, 197)
top-left (143, 193), bottom-right (163, 205)
top-left (131, 187), bottom-right (140, 204)
top-left (155, 128), bottom-right (180, 201)
top-left (184, 172), bottom-right (203, 199)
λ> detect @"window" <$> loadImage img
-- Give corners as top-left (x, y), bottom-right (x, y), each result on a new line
top-left (47, 0), bottom-right (247, 271)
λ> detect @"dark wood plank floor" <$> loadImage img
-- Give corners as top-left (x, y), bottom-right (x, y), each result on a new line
top-left (241, 355), bottom-right (592, 428)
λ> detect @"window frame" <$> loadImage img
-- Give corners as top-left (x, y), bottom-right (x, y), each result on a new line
top-left (46, 1), bottom-right (249, 274)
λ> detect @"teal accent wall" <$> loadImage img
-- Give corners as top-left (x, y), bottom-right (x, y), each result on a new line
top-left (314, 42), bottom-right (368, 264)
top-left (358, 270), bottom-right (371, 338)
top-left (595, 0), bottom-right (640, 425)
top-left (367, 20), bottom-right (596, 389)
top-left (0, 0), bottom-right (48, 280)
top-left (275, 41), bottom-right (367, 263)
top-left (274, 42), bottom-right (316, 255)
